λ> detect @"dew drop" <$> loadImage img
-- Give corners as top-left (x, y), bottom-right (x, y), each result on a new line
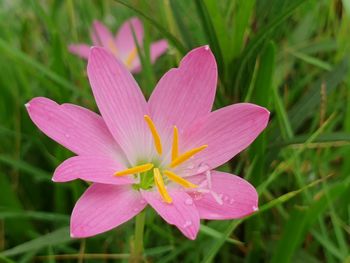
top-left (184, 198), bottom-right (193, 205)
top-left (133, 207), bottom-right (139, 212)
top-left (183, 220), bottom-right (192, 228)
top-left (193, 192), bottom-right (203, 200)
top-left (211, 191), bottom-right (223, 205)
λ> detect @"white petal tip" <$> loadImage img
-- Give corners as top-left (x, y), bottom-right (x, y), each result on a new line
top-left (204, 45), bottom-right (210, 51)
top-left (51, 177), bottom-right (57, 182)
top-left (24, 103), bottom-right (30, 108)
top-left (252, 206), bottom-right (258, 212)
top-left (70, 233), bottom-right (76, 238)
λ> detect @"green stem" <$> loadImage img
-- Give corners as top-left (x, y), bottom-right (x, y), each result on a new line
top-left (131, 210), bottom-right (146, 263)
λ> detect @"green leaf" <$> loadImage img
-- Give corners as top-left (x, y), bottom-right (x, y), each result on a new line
top-left (2, 227), bottom-right (72, 257)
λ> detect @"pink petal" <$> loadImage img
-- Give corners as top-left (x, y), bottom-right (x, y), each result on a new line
top-left (188, 171), bottom-right (258, 219)
top-left (91, 20), bottom-right (115, 48)
top-left (87, 47), bottom-right (151, 164)
top-left (53, 155), bottom-right (134, 185)
top-left (115, 17), bottom-right (144, 54)
top-left (148, 46), bottom-right (217, 151)
top-left (71, 184), bottom-right (146, 238)
top-left (182, 103), bottom-right (269, 173)
top-left (68, 44), bottom-right (91, 59)
top-left (150, 39), bottom-right (168, 63)
top-left (141, 190), bottom-right (200, 240)
top-left (25, 97), bottom-right (123, 158)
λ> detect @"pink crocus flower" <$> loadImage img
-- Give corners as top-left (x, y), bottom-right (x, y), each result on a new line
top-left (69, 18), bottom-right (168, 73)
top-left (26, 46), bottom-right (269, 240)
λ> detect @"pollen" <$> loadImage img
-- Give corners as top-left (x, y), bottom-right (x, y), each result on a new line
top-left (144, 115), bottom-right (162, 155)
top-left (164, 170), bottom-right (197, 188)
top-left (153, 168), bottom-right (172, 203)
top-left (114, 163), bottom-right (154, 176)
top-left (170, 145), bottom-right (208, 168)
top-left (125, 47), bottom-right (137, 68)
top-left (171, 126), bottom-right (179, 162)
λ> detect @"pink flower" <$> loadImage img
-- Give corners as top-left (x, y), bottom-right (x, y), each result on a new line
top-left (69, 18), bottom-right (168, 73)
top-left (26, 46), bottom-right (269, 240)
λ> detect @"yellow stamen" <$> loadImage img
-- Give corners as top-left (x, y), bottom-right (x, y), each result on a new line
top-left (170, 145), bottom-right (208, 168)
top-left (164, 170), bottom-right (197, 188)
top-left (171, 126), bottom-right (179, 162)
top-left (153, 168), bottom-right (172, 203)
top-left (144, 115), bottom-right (162, 155)
top-left (125, 47), bottom-right (137, 68)
top-left (114, 163), bottom-right (154, 176)
top-left (108, 40), bottom-right (118, 56)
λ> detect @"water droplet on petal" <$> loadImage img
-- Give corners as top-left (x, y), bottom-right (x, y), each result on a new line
top-left (184, 198), bottom-right (193, 205)
top-left (183, 220), bottom-right (192, 228)
top-left (65, 133), bottom-right (70, 138)
top-left (229, 198), bottom-right (235, 205)
top-left (133, 207), bottom-right (139, 212)
top-left (211, 191), bottom-right (223, 205)
top-left (252, 206), bottom-right (258, 211)
top-left (193, 192), bottom-right (203, 200)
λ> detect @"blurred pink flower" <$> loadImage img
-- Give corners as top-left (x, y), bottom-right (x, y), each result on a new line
top-left (26, 46), bottom-right (269, 240)
top-left (69, 18), bottom-right (168, 73)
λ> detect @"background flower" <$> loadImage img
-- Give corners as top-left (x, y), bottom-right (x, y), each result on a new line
top-left (69, 17), bottom-right (168, 73)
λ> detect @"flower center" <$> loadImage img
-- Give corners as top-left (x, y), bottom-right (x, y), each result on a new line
top-left (114, 115), bottom-right (207, 203)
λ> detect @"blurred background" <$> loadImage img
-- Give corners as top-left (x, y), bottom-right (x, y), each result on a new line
top-left (0, 0), bottom-right (349, 262)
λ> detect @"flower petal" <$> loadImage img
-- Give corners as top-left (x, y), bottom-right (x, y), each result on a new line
top-left (68, 44), bottom-right (90, 59)
top-left (53, 155), bottom-right (134, 185)
top-left (115, 17), bottom-right (144, 54)
top-left (141, 190), bottom-right (200, 240)
top-left (26, 97), bottom-right (123, 158)
top-left (150, 39), bottom-right (168, 63)
top-left (188, 171), bottom-right (258, 219)
top-left (87, 47), bottom-right (151, 164)
top-left (91, 20), bottom-right (115, 48)
top-left (71, 184), bottom-right (146, 238)
top-left (182, 103), bottom-right (269, 173)
top-left (148, 46), bottom-right (217, 150)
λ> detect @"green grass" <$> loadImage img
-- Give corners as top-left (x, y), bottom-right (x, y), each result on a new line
top-left (0, 0), bottom-right (349, 262)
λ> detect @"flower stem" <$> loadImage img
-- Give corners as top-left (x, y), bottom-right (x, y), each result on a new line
top-left (131, 210), bottom-right (146, 263)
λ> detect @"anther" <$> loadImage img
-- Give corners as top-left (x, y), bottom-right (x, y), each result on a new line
top-left (171, 126), bottom-right (179, 162)
top-left (144, 115), bottom-right (162, 155)
top-left (114, 163), bottom-right (154, 176)
top-left (164, 170), bottom-right (197, 188)
top-left (170, 145), bottom-right (208, 168)
top-left (154, 168), bottom-right (172, 203)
